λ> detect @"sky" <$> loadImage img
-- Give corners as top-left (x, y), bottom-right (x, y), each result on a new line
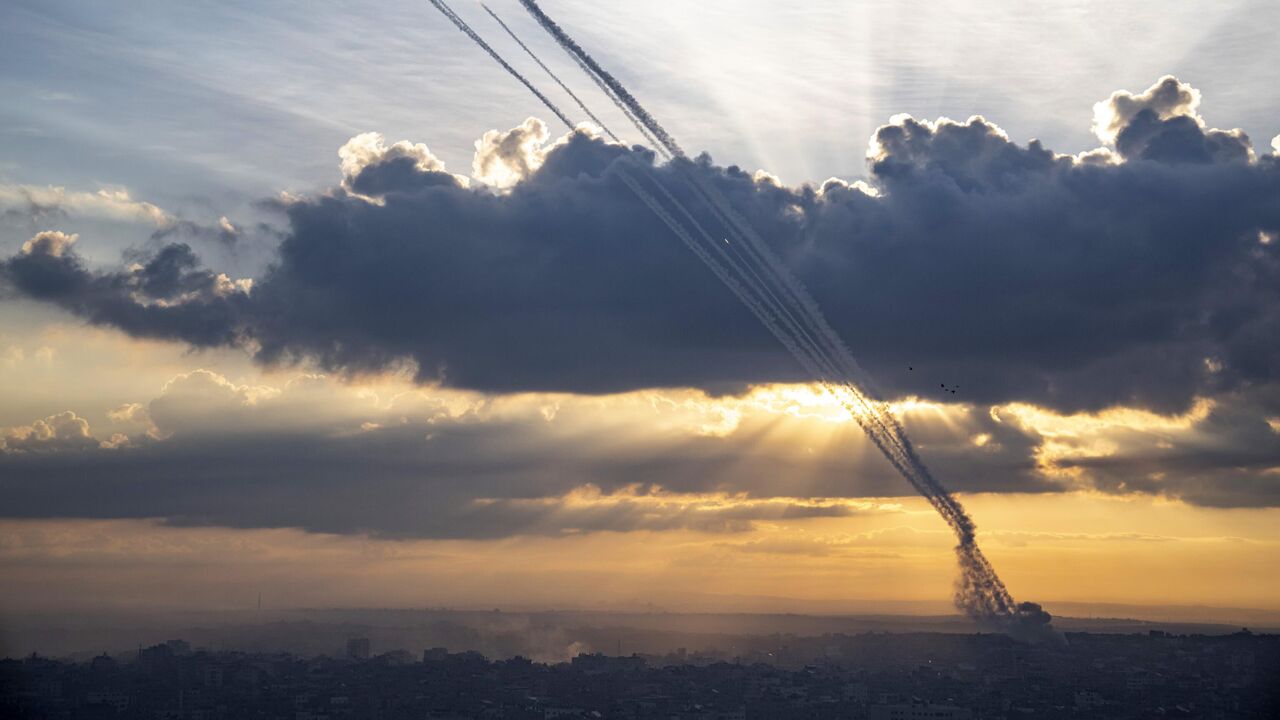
top-left (1, 0), bottom-right (1280, 621)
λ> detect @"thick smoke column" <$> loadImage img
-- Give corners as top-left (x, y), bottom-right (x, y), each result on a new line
top-left (432, 0), bottom-right (1058, 642)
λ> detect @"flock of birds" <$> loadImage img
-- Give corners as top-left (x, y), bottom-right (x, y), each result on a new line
top-left (907, 365), bottom-right (959, 395)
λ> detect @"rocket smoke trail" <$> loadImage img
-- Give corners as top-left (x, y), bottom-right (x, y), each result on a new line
top-left (480, 3), bottom-right (621, 144)
top-left (426, 0), bottom-right (574, 129)
top-left (474, 9), bottom-right (899, 441)
top-left (511, 0), bottom-right (1054, 639)
top-left (515, 0), bottom-right (683, 159)
top-left (487, 2), bottom-right (669, 158)
top-left (430, 0), bottom-right (1057, 642)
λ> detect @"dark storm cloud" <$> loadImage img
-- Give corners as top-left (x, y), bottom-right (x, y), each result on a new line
top-left (1115, 111), bottom-right (1252, 164)
top-left (3, 231), bottom-right (249, 346)
top-left (3, 77), bottom-right (1280, 414)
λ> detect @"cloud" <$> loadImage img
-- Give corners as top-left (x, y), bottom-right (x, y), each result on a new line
top-left (725, 525), bottom-right (963, 557)
top-left (469, 484), bottom-right (878, 535)
top-left (0, 183), bottom-right (258, 251)
top-left (1, 411), bottom-right (99, 453)
top-left (1092, 75), bottom-right (1202, 144)
top-left (148, 216), bottom-right (243, 247)
top-left (0, 361), bottom-right (1276, 537)
top-left (983, 530), bottom-right (1179, 547)
top-left (2, 233), bottom-right (251, 347)
top-left (993, 385), bottom-right (1280, 508)
top-left (107, 402), bottom-right (150, 425)
top-left (19, 230), bottom-right (78, 258)
top-left (1042, 389), bottom-right (1280, 508)
top-left (338, 131), bottom-right (467, 198)
top-left (726, 527), bottom-right (1219, 555)
top-left (471, 116), bottom-right (553, 189)
top-left (0, 185), bottom-right (170, 226)
top-left (0, 369), bottom-right (1060, 537)
top-left (0, 342), bottom-right (52, 368)
top-left (2, 76), bottom-right (1279, 417)
top-left (1091, 76), bottom-right (1254, 164)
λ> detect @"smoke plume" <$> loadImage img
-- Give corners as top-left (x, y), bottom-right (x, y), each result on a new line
top-left (428, 0), bottom-right (1061, 641)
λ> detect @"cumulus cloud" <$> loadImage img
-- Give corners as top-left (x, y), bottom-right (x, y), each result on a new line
top-left (340, 131), bottom-right (447, 179)
top-left (1092, 75), bottom-right (1202, 144)
top-left (338, 131), bottom-right (467, 198)
top-left (107, 402), bottom-right (150, 425)
top-left (19, 230), bottom-right (78, 258)
top-left (472, 116), bottom-right (553, 188)
top-left (1, 411), bottom-right (99, 453)
top-left (2, 76), bottom-right (1279, 417)
top-left (1092, 76), bottom-right (1252, 163)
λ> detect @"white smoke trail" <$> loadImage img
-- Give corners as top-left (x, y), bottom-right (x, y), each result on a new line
top-left (428, 4), bottom-right (811, 387)
top-left (516, 0), bottom-right (683, 159)
top-left (480, 3), bottom-right (622, 144)
top-left (635, 173), bottom-right (924, 498)
top-left (488, 1), bottom-right (669, 158)
top-left (427, 0), bottom-right (575, 129)
top-left (642, 178), bottom-right (934, 493)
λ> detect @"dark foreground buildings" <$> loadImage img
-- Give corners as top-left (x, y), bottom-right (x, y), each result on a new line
top-left (2, 630), bottom-right (1277, 719)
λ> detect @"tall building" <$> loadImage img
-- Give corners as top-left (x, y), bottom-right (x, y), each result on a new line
top-left (345, 637), bottom-right (371, 660)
